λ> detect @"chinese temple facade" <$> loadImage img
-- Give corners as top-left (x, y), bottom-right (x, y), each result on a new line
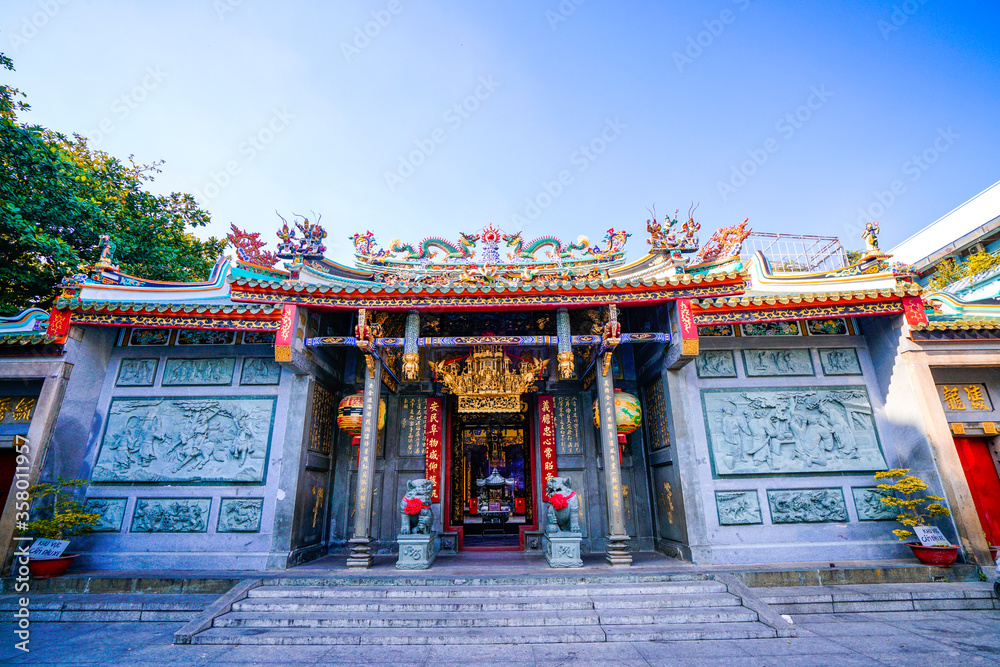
top-left (1, 212), bottom-right (997, 573)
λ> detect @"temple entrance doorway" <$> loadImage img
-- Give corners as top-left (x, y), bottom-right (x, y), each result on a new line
top-left (448, 407), bottom-right (536, 551)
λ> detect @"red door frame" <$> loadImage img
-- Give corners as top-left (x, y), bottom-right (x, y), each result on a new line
top-left (953, 436), bottom-right (1000, 547)
top-left (442, 396), bottom-right (539, 552)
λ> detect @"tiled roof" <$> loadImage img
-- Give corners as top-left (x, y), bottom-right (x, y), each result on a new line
top-left (692, 284), bottom-right (921, 310)
top-left (54, 298), bottom-right (283, 316)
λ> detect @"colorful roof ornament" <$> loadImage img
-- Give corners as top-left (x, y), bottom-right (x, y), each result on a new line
top-left (227, 224), bottom-right (278, 268)
top-left (275, 212), bottom-right (327, 260)
top-left (388, 232), bottom-right (480, 262)
top-left (697, 219), bottom-right (752, 263)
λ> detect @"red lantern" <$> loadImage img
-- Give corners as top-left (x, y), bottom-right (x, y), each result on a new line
top-left (337, 392), bottom-right (386, 445)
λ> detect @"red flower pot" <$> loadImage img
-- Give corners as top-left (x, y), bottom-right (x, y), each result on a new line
top-left (907, 543), bottom-right (959, 568)
top-left (28, 554), bottom-right (78, 579)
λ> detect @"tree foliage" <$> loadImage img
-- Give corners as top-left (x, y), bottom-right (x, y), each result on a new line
top-left (927, 250), bottom-right (1000, 292)
top-left (0, 54), bottom-right (224, 315)
top-left (874, 468), bottom-right (951, 542)
top-left (20, 478), bottom-right (100, 541)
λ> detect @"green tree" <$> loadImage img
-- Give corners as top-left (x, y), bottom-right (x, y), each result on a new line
top-left (0, 54), bottom-right (224, 315)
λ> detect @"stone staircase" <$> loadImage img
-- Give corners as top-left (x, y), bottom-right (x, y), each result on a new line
top-left (0, 593), bottom-right (216, 622)
top-left (185, 576), bottom-right (786, 645)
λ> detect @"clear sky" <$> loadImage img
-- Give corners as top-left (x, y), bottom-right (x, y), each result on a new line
top-left (4, 1), bottom-right (999, 264)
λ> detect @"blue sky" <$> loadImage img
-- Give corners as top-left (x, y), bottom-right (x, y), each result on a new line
top-left (4, 1), bottom-right (999, 264)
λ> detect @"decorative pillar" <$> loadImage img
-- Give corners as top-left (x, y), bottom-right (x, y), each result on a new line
top-left (556, 307), bottom-right (574, 380)
top-left (347, 354), bottom-right (382, 568)
top-left (595, 364), bottom-right (632, 565)
top-left (402, 309), bottom-right (420, 382)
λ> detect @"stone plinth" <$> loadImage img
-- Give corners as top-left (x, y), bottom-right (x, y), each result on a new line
top-left (543, 532), bottom-right (583, 568)
top-left (395, 532), bottom-right (437, 570)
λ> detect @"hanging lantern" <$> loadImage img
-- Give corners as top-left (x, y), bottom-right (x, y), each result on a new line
top-left (337, 392), bottom-right (386, 445)
top-left (593, 389), bottom-right (642, 445)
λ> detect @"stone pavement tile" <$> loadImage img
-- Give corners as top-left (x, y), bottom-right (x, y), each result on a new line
top-left (732, 636), bottom-right (848, 656)
top-left (823, 633), bottom-right (965, 659)
top-left (633, 639), bottom-right (751, 660)
top-left (103, 642), bottom-right (236, 666)
top-left (425, 643), bottom-right (534, 664)
top-left (212, 644), bottom-right (348, 664)
top-left (851, 610), bottom-right (954, 621)
top-left (531, 642), bottom-right (649, 666)
top-left (941, 609), bottom-right (1000, 620)
top-left (747, 655), bottom-right (888, 667)
top-left (863, 651), bottom-right (995, 666)
top-left (799, 621), bottom-right (923, 637)
top-left (786, 612), bottom-right (863, 623)
top-left (319, 645), bottom-right (432, 664)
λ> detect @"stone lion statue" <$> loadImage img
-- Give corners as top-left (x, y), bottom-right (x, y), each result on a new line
top-left (545, 476), bottom-right (581, 534)
top-left (399, 478), bottom-right (434, 535)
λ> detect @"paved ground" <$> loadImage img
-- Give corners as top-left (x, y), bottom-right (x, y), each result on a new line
top-left (1, 608), bottom-right (998, 665)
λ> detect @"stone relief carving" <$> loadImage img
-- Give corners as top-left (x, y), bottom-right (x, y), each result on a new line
top-left (93, 397), bottom-right (275, 483)
top-left (715, 490), bottom-right (762, 525)
top-left (696, 350), bottom-right (737, 378)
top-left (742, 349), bottom-right (814, 377)
top-left (741, 321), bottom-right (800, 336)
top-left (819, 348), bottom-right (862, 376)
top-left (130, 498), bottom-right (211, 532)
top-left (116, 359), bottom-right (158, 386)
top-left (767, 488), bottom-right (848, 523)
top-left (702, 386), bottom-right (887, 476)
top-left (177, 329), bottom-right (234, 345)
top-left (162, 358), bottom-right (235, 386)
top-left (852, 487), bottom-right (898, 521)
top-left (217, 498), bottom-right (264, 532)
top-left (128, 329), bottom-right (169, 346)
top-left (240, 357), bottom-right (281, 385)
top-left (84, 498), bottom-right (127, 532)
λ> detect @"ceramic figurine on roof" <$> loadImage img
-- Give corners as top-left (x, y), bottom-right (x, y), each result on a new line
top-left (275, 212), bottom-right (327, 260)
top-left (227, 224), bottom-right (278, 268)
top-left (586, 228), bottom-right (631, 259)
top-left (502, 231), bottom-right (590, 261)
top-left (697, 219), bottom-right (752, 264)
top-left (862, 221), bottom-right (880, 254)
top-left (389, 232), bottom-right (480, 261)
top-left (646, 204), bottom-right (701, 255)
top-left (95, 234), bottom-right (119, 271)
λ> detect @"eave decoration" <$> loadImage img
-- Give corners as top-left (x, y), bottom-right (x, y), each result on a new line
top-left (429, 346), bottom-right (546, 413)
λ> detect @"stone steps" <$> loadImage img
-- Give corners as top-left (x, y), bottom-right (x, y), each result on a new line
top-left (215, 605), bottom-right (759, 629)
top-left (191, 621), bottom-right (777, 645)
top-left (0, 593), bottom-right (217, 622)
top-left (756, 581), bottom-right (1000, 615)
top-left (191, 578), bottom-right (781, 644)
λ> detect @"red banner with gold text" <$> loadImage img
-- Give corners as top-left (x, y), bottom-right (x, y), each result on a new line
top-left (425, 397), bottom-right (443, 502)
top-left (538, 395), bottom-right (557, 501)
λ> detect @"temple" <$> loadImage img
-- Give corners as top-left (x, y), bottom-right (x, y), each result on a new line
top-left (1, 204), bottom-right (998, 573)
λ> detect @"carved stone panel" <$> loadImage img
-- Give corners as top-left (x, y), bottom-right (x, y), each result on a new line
top-left (130, 498), bottom-right (211, 533)
top-left (741, 322), bottom-right (801, 336)
top-left (696, 350), bottom-right (737, 378)
top-left (240, 357), bottom-right (281, 385)
top-left (217, 498), bottom-right (264, 532)
top-left (852, 487), bottom-right (898, 521)
top-left (716, 490), bottom-right (762, 525)
top-left (767, 488), bottom-right (848, 524)
top-left (818, 348), bottom-right (862, 376)
top-left (116, 359), bottom-right (158, 386)
top-left (84, 498), bottom-right (128, 532)
top-left (742, 349), bottom-right (814, 377)
top-left (93, 397), bottom-right (275, 484)
top-left (701, 386), bottom-right (887, 476)
top-left (162, 358), bottom-right (235, 386)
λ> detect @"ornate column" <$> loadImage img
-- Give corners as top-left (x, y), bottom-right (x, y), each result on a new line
top-left (402, 309), bottom-right (420, 382)
top-left (556, 307), bottom-right (574, 380)
top-left (347, 357), bottom-right (382, 568)
top-left (595, 349), bottom-right (632, 566)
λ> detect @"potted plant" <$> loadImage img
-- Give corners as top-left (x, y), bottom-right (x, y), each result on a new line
top-left (874, 468), bottom-right (957, 567)
top-left (20, 478), bottom-right (100, 578)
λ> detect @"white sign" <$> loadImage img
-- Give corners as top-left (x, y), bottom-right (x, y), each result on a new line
top-left (27, 539), bottom-right (70, 559)
top-left (914, 526), bottom-right (950, 547)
